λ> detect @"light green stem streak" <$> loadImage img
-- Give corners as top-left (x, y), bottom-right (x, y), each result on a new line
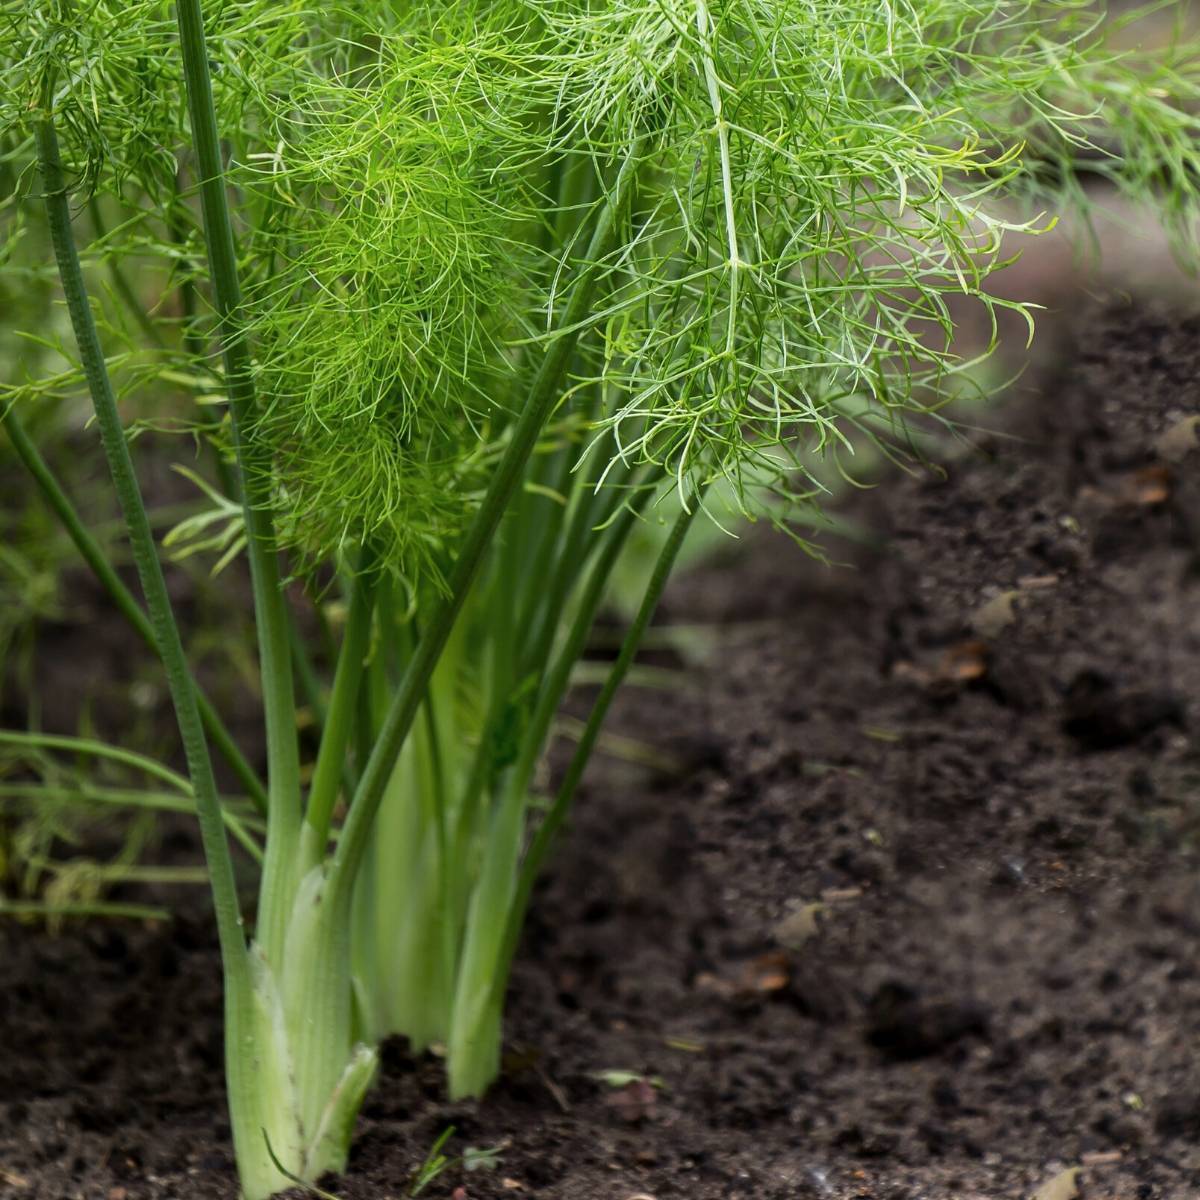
top-left (514, 492), bottom-right (653, 795)
top-left (441, 459), bottom-right (641, 890)
top-left (693, 0), bottom-right (740, 355)
top-left (496, 491), bottom-right (701, 1000)
top-left (0, 899), bottom-right (171, 921)
top-left (0, 405), bottom-right (268, 814)
top-left (174, 0), bottom-right (300, 968)
top-left (329, 152), bottom-right (641, 899)
top-left (303, 552), bottom-right (379, 860)
top-left (521, 449), bottom-right (638, 681)
top-left (444, 490), bottom-right (652, 1098)
top-left (0, 728), bottom-right (191, 791)
top-left (33, 109), bottom-right (249, 983)
top-left (289, 615), bottom-right (328, 731)
top-left (511, 396), bottom-right (596, 665)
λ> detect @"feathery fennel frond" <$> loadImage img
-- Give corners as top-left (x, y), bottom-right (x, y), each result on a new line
top-left (5, 0), bottom-right (1198, 563)
top-left (532, 0), bottom-right (1199, 519)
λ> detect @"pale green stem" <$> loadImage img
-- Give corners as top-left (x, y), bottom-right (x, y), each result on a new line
top-left (520, 448), bottom-right (639, 681)
top-left (174, 0), bottom-right (301, 969)
top-left (289, 613), bottom-right (328, 731)
top-left (0, 728), bottom-right (191, 792)
top-left (510, 492), bottom-right (651, 796)
top-left (0, 781), bottom-right (264, 861)
top-left (491, 491), bottom-right (703, 1020)
top-left (693, 0), bottom-right (740, 356)
top-left (0, 899), bottom-right (170, 921)
top-left (303, 550), bottom-right (379, 858)
top-left (329, 152), bottom-right (642, 900)
top-left (34, 37), bottom-right (272, 1200)
top-left (443, 485), bottom-right (656, 1099)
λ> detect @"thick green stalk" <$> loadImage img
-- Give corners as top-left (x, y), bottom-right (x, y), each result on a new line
top-left (34, 111), bottom-right (246, 973)
top-left (511, 491), bottom-right (651, 795)
top-left (169, 13), bottom-right (381, 1196)
top-left (0, 405), bottom-right (268, 814)
top-left (375, 620), bottom-right (470, 1049)
top-left (523, 492), bottom-right (701, 897)
top-left (329, 153), bottom-right (641, 898)
top-left (174, 0), bottom-right (300, 968)
top-left (289, 613), bottom-right (328, 732)
top-left (32, 110), bottom-right (258, 1181)
top-left (511, 419), bottom-right (590, 664)
top-left (521, 449), bottom-right (640, 683)
top-left (439, 460), bottom-right (639, 878)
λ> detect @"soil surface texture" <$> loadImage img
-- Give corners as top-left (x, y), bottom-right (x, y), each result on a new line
top-left (4, 304), bottom-right (1200, 1200)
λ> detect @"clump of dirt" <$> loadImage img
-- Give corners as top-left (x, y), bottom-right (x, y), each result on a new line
top-left (4, 303), bottom-right (1200, 1200)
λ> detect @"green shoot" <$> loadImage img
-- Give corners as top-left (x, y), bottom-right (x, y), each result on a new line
top-left (408, 1125), bottom-right (456, 1198)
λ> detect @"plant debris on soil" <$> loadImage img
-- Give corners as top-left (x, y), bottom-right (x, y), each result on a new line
top-left (5, 303), bottom-right (1200, 1199)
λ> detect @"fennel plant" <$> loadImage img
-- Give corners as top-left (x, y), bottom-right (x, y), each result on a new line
top-left (2, 0), bottom-right (1199, 1196)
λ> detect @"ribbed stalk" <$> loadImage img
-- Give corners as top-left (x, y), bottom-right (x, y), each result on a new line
top-left (521, 491), bottom-right (702, 909)
top-left (33, 100), bottom-right (259, 1191)
top-left (171, 6), bottom-right (370, 1196)
top-left (443, 485), bottom-right (661, 1099)
top-left (302, 550), bottom-right (379, 863)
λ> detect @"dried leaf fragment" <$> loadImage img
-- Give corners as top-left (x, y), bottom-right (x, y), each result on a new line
top-left (893, 640), bottom-right (989, 688)
top-left (973, 591), bottom-right (1019, 639)
top-left (738, 951), bottom-right (791, 993)
top-left (604, 1078), bottom-right (659, 1123)
top-left (943, 639), bottom-right (989, 681)
top-left (1156, 415), bottom-right (1200, 462)
top-left (1131, 464), bottom-right (1171, 506)
top-left (694, 970), bottom-right (733, 998)
top-left (773, 902), bottom-right (823, 950)
top-left (820, 886), bottom-right (863, 903)
top-left (1031, 1166), bottom-right (1080, 1200)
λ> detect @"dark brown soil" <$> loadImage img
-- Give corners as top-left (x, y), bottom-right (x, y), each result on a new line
top-left (5, 303), bottom-right (1200, 1200)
